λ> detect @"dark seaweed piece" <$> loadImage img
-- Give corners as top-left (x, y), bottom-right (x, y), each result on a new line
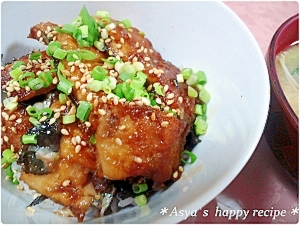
top-left (184, 129), bottom-right (201, 151)
top-left (18, 151), bottom-right (47, 175)
top-left (27, 194), bottom-right (48, 207)
top-left (18, 118), bottom-right (61, 175)
top-left (27, 119), bottom-right (61, 149)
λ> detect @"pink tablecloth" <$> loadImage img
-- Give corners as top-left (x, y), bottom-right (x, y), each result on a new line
top-left (183, 2), bottom-right (299, 223)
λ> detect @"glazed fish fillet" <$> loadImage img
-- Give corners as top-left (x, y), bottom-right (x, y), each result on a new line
top-left (1, 5), bottom-right (208, 222)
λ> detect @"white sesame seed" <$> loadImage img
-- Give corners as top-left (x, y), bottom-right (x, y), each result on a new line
top-left (134, 156), bottom-right (142, 163)
top-left (173, 171), bottom-right (178, 179)
top-left (37, 30), bottom-right (42, 38)
top-left (8, 114), bottom-right (16, 121)
top-left (39, 115), bottom-right (48, 122)
top-left (155, 98), bottom-right (162, 105)
top-left (62, 180), bottom-right (70, 187)
top-left (101, 96), bottom-right (107, 103)
top-left (115, 138), bottom-right (122, 145)
top-left (75, 136), bottom-right (81, 144)
top-left (166, 112), bottom-right (174, 117)
top-left (52, 77), bottom-right (58, 84)
top-left (84, 122), bottom-right (91, 128)
top-left (178, 96), bottom-right (183, 104)
top-left (161, 121), bottom-right (169, 127)
top-left (75, 145), bottom-right (81, 153)
top-left (49, 117), bottom-right (56, 125)
top-left (179, 166), bottom-right (184, 172)
top-left (166, 93), bottom-right (174, 99)
top-left (86, 92), bottom-right (93, 101)
top-left (151, 112), bottom-right (156, 121)
top-left (119, 125), bottom-right (126, 130)
top-left (71, 137), bottom-right (77, 145)
top-left (98, 109), bottom-right (106, 116)
top-left (61, 129), bottom-right (69, 135)
top-left (166, 99), bottom-right (174, 105)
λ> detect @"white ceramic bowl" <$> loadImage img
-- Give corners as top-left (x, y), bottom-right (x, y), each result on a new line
top-left (1, 1), bottom-right (270, 223)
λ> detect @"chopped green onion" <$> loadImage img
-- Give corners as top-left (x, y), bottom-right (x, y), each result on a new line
top-left (194, 104), bottom-right (203, 116)
top-left (53, 48), bottom-right (68, 60)
top-left (121, 19), bottom-right (132, 28)
top-left (88, 80), bottom-right (103, 92)
top-left (72, 16), bottom-right (83, 26)
top-left (22, 134), bottom-right (37, 145)
top-left (102, 56), bottom-right (118, 65)
top-left (62, 114), bottom-right (76, 124)
top-left (132, 62), bottom-right (144, 72)
top-left (68, 50), bottom-right (98, 60)
top-left (186, 74), bottom-right (198, 86)
top-left (78, 5), bottom-right (100, 47)
top-left (76, 101), bottom-right (92, 121)
top-left (79, 25), bottom-right (89, 38)
top-left (98, 17), bottom-right (111, 28)
top-left (3, 97), bottom-right (18, 111)
top-left (121, 82), bottom-right (134, 101)
top-left (2, 149), bottom-right (17, 164)
top-left (194, 116), bottom-right (208, 135)
top-left (119, 63), bottom-right (136, 76)
top-left (49, 60), bottom-right (55, 69)
top-left (94, 41), bottom-right (105, 51)
top-left (119, 71), bottom-right (135, 82)
top-left (46, 41), bottom-right (62, 56)
top-left (57, 77), bottom-right (73, 95)
top-left (134, 194), bottom-right (147, 206)
top-left (61, 23), bottom-right (78, 34)
top-left (130, 78), bottom-right (145, 90)
top-left (19, 72), bottom-right (35, 88)
top-left (113, 84), bottom-right (124, 98)
top-left (188, 86), bottom-right (198, 98)
top-left (59, 93), bottom-right (67, 104)
top-left (96, 10), bottom-right (110, 18)
top-left (29, 52), bottom-right (41, 60)
top-left (114, 61), bottom-right (124, 73)
top-left (66, 52), bottom-right (82, 62)
top-left (89, 134), bottom-right (96, 145)
top-left (38, 72), bottom-right (53, 87)
top-left (26, 106), bottom-right (39, 117)
top-left (195, 70), bottom-right (207, 84)
top-left (132, 183), bottom-right (148, 194)
top-left (105, 22), bottom-right (116, 31)
top-left (176, 73), bottom-right (184, 83)
top-left (181, 150), bottom-right (197, 164)
top-left (199, 88), bottom-right (211, 103)
top-left (28, 78), bottom-right (45, 91)
top-left (91, 66), bottom-right (108, 81)
top-left (154, 84), bottom-right (165, 96)
top-left (181, 68), bottom-right (193, 80)
top-left (29, 117), bottom-right (41, 126)
top-left (9, 67), bottom-right (23, 80)
top-left (5, 165), bottom-right (19, 185)
top-left (37, 107), bottom-right (53, 120)
top-left (12, 61), bottom-right (25, 69)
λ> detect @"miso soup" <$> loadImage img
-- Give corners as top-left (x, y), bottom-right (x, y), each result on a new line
top-left (275, 43), bottom-right (299, 117)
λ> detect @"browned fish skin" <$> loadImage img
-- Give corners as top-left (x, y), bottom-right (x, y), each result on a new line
top-left (1, 106), bottom-right (32, 152)
top-left (27, 22), bottom-right (59, 45)
top-left (1, 52), bottom-right (57, 102)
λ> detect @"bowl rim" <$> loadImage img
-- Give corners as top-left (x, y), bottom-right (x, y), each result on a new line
top-left (267, 14), bottom-right (299, 129)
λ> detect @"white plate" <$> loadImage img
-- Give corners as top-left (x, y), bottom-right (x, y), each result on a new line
top-left (1, 1), bottom-right (270, 223)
